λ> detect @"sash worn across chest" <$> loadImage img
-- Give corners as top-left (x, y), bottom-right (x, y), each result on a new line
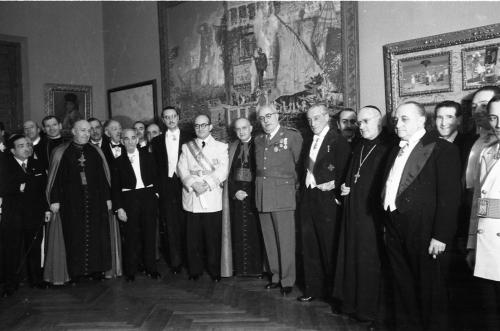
top-left (186, 140), bottom-right (215, 176)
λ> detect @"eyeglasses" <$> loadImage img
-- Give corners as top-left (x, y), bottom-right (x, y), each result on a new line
top-left (194, 123), bottom-right (209, 130)
top-left (258, 113), bottom-right (277, 122)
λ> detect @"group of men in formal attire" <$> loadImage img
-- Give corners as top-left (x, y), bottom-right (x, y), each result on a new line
top-left (1, 84), bottom-right (500, 331)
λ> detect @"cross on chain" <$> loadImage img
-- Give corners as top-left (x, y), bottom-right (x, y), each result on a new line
top-left (78, 153), bottom-right (86, 167)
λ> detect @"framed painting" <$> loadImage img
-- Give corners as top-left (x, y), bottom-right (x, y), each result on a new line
top-left (384, 23), bottom-right (500, 115)
top-left (158, 1), bottom-right (359, 141)
top-left (44, 83), bottom-right (92, 131)
top-left (462, 43), bottom-right (500, 90)
top-left (107, 80), bottom-right (158, 128)
top-left (398, 52), bottom-right (452, 97)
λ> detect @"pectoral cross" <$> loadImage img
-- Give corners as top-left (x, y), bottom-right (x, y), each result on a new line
top-left (354, 171), bottom-right (361, 184)
top-left (78, 153), bottom-right (86, 167)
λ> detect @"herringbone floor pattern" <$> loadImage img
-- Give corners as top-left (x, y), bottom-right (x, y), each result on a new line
top-left (0, 264), bottom-right (370, 331)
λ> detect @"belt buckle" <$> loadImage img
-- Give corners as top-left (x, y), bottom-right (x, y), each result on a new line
top-left (478, 198), bottom-right (489, 217)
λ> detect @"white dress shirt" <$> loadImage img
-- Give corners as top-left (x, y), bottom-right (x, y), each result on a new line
top-left (305, 126), bottom-right (329, 188)
top-left (165, 128), bottom-right (180, 178)
top-left (268, 125), bottom-right (280, 140)
top-left (127, 149), bottom-right (145, 189)
top-left (383, 129), bottom-right (426, 211)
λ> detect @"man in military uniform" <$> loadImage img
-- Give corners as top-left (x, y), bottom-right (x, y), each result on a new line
top-left (254, 104), bottom-right (303, 295)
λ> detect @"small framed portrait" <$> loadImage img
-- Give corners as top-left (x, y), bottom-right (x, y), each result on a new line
top-left (462, 43), bottom-right (500, 90)
top-left (398, 52), bottom-right (452, 97)
top-left (107, 80), bottom-right (157, 128)
top-left (44, 83), bottom-right (92, 131)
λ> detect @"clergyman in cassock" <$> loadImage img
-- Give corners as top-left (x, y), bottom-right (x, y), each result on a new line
top-left (226, 117), bottom-right (263, 277)
top-left (334, 106), bottom-right (393, 327)
top-left (382, 101), bottom-right (461, 330)
top-left (466, 96), bottom-right (500, 331)
top-left (297, 104), bottom-right (351, 303)
top-left (47, 120), bottom-right (112, 283)
top-left (0, 135), bottom-right (50, 297)
top-left (112, 129), bottom-right (160, 282)
top-left (177, 114), bottom-right (228, 282)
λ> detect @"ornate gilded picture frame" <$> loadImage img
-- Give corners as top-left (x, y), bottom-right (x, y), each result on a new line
top-left (384, 23), bottom-right (500, 114)
top-left (44, 83), bottom-right (92, 131)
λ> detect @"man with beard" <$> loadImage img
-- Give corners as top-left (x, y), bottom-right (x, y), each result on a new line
top-left (336, 109), bottom-right (359, 146)
top-left (334, 106), bottom-right (393, 330)
top-left (88, 118), bottom-right (109, 149)
top-left (0, 135), bottom-right (50, 297)
top-left (382, 101), bottom-right (461, 330)
top-left (102, 120), bottom-right (125, 166)
top-left (151, 107), bottom-right (191, 274)
top-left (226, 117), bottom-right (263, 277)
top-left (46, 120), bottom-right (112, 283)
top-left (297, 104), bottom-right (351, 304)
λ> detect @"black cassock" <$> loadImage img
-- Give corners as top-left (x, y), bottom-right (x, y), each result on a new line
top-left (333, 132), bottom-right (393, 321)
top-left (228, 141), bottom-right (263, 276)
top-left (50, 143), bottom-right (111, 278)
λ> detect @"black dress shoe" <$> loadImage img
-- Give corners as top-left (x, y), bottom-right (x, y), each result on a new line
top-left (125, 275), bottom-right (135, 282)
top-left (297, 295), bottom-right (314, 302)
top-left (147, 271), bottom-right (161, 280)
top-left (211, 275), bottom-right (221, 283)
top-left (265, 282), bottom-right (280, 289)
top-left (188, 274), bottom-right (200, 281)
top-left (280, 286), bottom-right (293, 296)
top-left (171, 265), bottom-right (182, 275)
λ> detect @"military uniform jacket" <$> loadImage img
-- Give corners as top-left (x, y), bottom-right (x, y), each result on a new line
top-left (177, 135), bottom-right (228, 213)
top-left (468, 143), bottom-right (500, 281)
top-left (254, 126), bottom-right (303, 212)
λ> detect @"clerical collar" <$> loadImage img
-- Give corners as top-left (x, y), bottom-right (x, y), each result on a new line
top-left (32, 136), bottom-right (41, 146)
top-left (442, 131), bottom-right (458, 143)
top-left (71, 141), bottom-right (85, 149)
top-left (268, 125), bottom-right (280, 140)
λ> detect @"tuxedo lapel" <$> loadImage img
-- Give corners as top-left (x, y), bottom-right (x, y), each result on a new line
top-left (397, 140), bottom-right (436, 196)
top-left (314, 130), bottom-right (335, 167)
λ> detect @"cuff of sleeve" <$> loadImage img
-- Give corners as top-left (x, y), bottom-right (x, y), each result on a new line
top-left (184, 176), bottom-right (197, 190)
top-left (467, 234), bottom-right (477, 249)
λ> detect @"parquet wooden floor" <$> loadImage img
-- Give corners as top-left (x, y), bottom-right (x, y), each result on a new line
top-left (0, 263), bottom-right (373, 331)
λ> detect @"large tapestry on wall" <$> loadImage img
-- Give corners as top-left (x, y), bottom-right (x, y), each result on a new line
top-left (158, 1), bottom-right (358, 140)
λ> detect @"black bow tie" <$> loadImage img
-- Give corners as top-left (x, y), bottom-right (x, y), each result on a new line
top-left (111, 144), bottom-right (121, 148)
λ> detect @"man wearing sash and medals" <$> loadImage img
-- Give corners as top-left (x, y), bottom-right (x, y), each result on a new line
top-left (382, 102), bottom-right (461, 330)
top-left (47, 120), bottom-right (112, 283)
top-left (334, 106), bottom-right (393, 329)
top-left (227, 117), bottom-right (263, 277)
top-left (254, 104), bottom-right (303, 296)
top-left (177, 114), bottom-right (228, 282)
top-left (297, 104), bottom-right (351, 303)
top-left (467, 96), bottom-right (500, 330)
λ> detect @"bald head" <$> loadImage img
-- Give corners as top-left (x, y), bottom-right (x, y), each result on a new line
top-left (234, 117), bottom-right (253, 142)
top-left (72, 120), bottom-right (91, 145)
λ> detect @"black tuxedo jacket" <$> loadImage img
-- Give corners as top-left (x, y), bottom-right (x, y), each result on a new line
top-left (101, 138), bottom-right (126, 168)
top-left (301, 128), bottom-right (351, 199)
top-left (111, 148), bottom-right (158, 210)
top-left (151, 130), bottom-right (191, 211)
top-left (383, 131), bottom-right (461, 244)
top-left (0, 155), bottom-right (48, 228)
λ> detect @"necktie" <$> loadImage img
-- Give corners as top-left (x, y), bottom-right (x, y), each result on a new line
top-left (22, 161), bottom-right (27, 173)
top-left (202, 141), bottom-right (206, 148)
top-left (312, 136), bottom-right (320, 150)
top-left (398, 140), bottom-right (409, 156)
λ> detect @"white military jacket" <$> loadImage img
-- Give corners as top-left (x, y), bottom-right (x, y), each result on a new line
top-left (468, 142), bottom-right (500, 281)
top-left (177, 135), bottom-right (228, 213)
